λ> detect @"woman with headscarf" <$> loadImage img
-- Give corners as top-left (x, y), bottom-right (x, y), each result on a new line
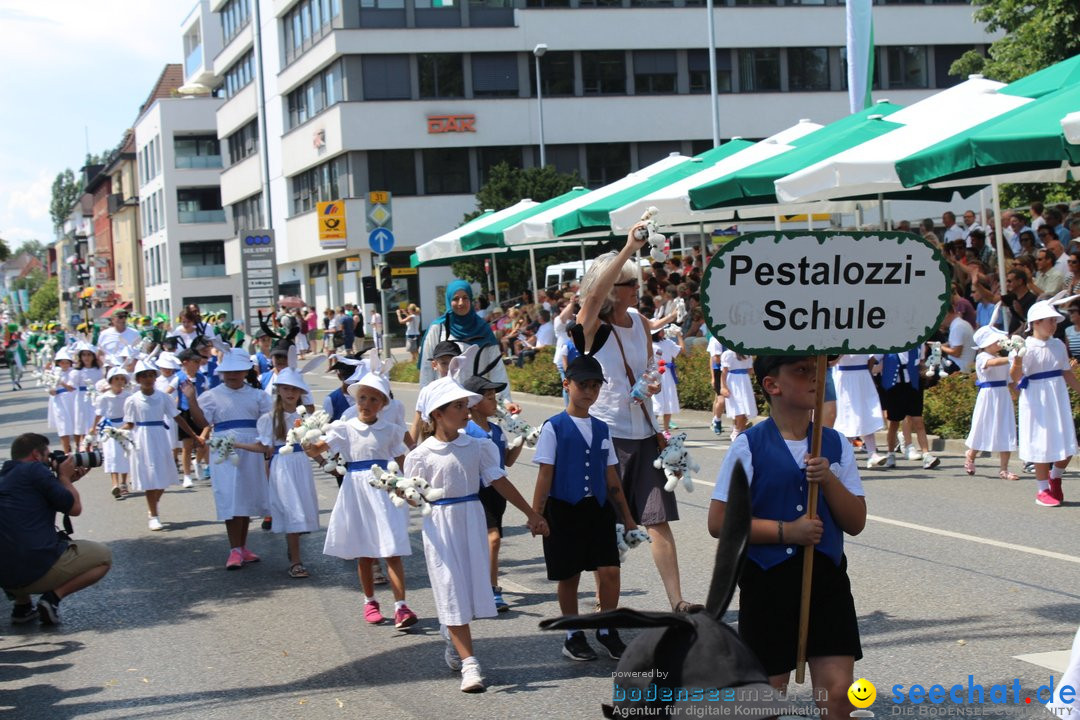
top-left (575, 225), bottom-right (701, 614)
top-left (418, 281), bottom-right (512, 404)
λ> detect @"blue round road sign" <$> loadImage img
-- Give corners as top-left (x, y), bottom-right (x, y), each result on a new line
top-left (368, 228), bottom-right (395, 255)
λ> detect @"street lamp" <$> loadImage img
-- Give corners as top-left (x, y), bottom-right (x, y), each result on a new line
top-left (533, 43), bottom-right (548, 169)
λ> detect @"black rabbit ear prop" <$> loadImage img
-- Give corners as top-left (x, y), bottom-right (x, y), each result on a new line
top-left (570, 323), bottom-right (611, 357)
top-left (706, 459), bottom-right (751, 619)
top-left (258, 311), bottom-right (282, 341)
top-left (472, 345), bottom-right (503, 378)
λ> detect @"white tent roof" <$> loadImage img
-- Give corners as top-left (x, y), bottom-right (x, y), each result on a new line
top-left (1064, 111), bottom-right (1080, 145)
top-left (774, 77), bottom-right (1031, 204)
top-left (415, 199), bottom-right (537, 264)
top-left (607, 120), bottom-right (823, 233)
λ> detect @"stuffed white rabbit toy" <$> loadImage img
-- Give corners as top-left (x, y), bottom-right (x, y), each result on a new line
top-left (369, 460), bottom-right (447, 516)
top-left (634, 206), bottom-right (670, 262)
top-left (654, 432), bottom-right (698, 493)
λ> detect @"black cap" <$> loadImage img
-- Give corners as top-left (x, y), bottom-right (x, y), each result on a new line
top-left (432, 340), bottom-right (460, 359)
top-left (565, 355), bottom-right (605, 383)
top-left (176, 349), bottom-right (202, 363)
top-left (463, 375), bottom-right (507, 394)
top-left (752, 354), bottom-right (810, 382)
top-left (269, 344), bottom-right (290, 357)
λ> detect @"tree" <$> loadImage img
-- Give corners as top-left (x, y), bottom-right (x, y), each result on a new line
top-left (12, 267), bottom-right (46, 298)
top-left (949, 0), bottom-right (1080, 82)
top-left (26, 276), bottom-right (58, 322)
top-left (0, 237), bottom-right (9, 262)
top-left (50, 168), bottom-right (82, 231)
top-left (15, 239), bottom-right (46, 262)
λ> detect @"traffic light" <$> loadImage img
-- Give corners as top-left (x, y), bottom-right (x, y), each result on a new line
top-left (376, 263), bottom-right (392, 291)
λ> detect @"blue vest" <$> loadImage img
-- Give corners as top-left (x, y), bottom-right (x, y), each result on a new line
top-left (465, 420), bottom-right (507, 469)
top-left (205, 356), bottom-right (221, 388)
top-left (881, 351), bottom-right (920, 391)
top-left (255, 351), bottom-right (272, 374)
top-left (327, 387), bottom-right (352, 421)
top-left (260, 370), bottom-right (275, 390)
top-left (177, 370), bottom-right (206, 411)
top-left (744, 418), bottom-right (844, 570)
top-left (546, 412), bottom-right (608, 507)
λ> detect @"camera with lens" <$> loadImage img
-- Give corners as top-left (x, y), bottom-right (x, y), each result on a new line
top-left (47, 449), bottom-right (103, 475)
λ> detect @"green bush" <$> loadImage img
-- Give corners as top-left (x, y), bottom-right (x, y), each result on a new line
top-left (922, 373), bottom-right (980, 439)
top-left (390, 360), bottom-right (419, 384)
top-left (676, 345), bottom-right (714, 411)
top-left (507, 347), bottom-right (563, 396)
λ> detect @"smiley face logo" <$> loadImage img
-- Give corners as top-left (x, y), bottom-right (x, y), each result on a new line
top-left (848, 678), bottom-right (876, 709)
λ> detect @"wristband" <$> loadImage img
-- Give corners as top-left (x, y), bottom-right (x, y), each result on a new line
top-left (778, 519), bottom-right (784, 544)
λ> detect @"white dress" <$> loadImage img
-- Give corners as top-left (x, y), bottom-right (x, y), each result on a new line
top-left (95, 390), bottom-right (132, 474)
top-left (721, 350), bottom-right (756, 419)
top-left (832, 354), bottom-right (884, 438)
top-left (49, 368), bottom-right (77, 437)
top-left (1017, 337), bottom-right (1077, 463)
top-left (155, 373), bottom-right (181, 450)
top-left (323, 417), bottom-right (410, 559)
top-left (124, 390), bottom-right (181, 492)
top-left (651, 339), bottom-right (682, 416)
top-left (404, 433), bottom-right (504, 626)
top-left (198, 384), bottom-right (273, 521)
top-left (74, 367), bottom-right (104, 437)
top-left (965, 352), bottom-right (1017, 452)
top-left (258, 411), bottom-right (320, 534)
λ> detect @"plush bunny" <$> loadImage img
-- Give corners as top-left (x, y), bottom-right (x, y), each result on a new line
top-left (615, 522), bottom-right (652, 562)
top-left (208, 434), bottom-right (239, 466)
top-left (633, 206), bottom-right (670, 262)
top-left (369, 460), bottom-right (447, 516)
top-left (100, 424), bottom-right (136, 455)
top-left (924, 342), bottom-right (949, 379)
top-left (283, 405), bottom-right (333, 452)
top-left (653, 432), bottom-right (697, 493)
top-left (495, 399), bottom-right (541, 449)
top-left (1000, 335), bottom-right (1026, 356)
top-left (542, 463), bottom-right (785, 719)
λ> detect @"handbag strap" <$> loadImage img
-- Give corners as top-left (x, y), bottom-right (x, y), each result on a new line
top-left (608, 319), bottom-right (661, 435)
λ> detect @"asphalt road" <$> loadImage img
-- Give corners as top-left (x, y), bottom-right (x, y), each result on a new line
top-left (1, 366), bottom-right (1076, 719)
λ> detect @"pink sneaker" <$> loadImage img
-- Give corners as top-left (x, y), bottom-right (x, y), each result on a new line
top-left (1036, 490), bottom-right (1062, 507)
top-left (394, 604), bottom-right (418, 629)
top-left (225, 549), bottom-right (244, 570)
top-left (240, 547), bottom-right (260, 564)
top-left (364, 600), bottom-right (385, 625)
top-left (1049, 477), bottom-right (1065, 503)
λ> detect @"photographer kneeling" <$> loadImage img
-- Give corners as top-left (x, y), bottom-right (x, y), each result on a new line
top-left (0, 433), bottom-right (112, 625)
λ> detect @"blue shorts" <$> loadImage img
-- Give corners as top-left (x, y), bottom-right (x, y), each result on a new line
top-left (824, 369), bottom-right (837, 403)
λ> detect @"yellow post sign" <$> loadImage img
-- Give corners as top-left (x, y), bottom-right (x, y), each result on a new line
top-left (318, 200), bottom-right (347, 249)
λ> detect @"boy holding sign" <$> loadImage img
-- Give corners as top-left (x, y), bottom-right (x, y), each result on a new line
top-left (708, 355), bottom-right (867, 719)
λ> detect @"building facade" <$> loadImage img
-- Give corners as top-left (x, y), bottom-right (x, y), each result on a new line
top-left (104, 131), bottom-right (145, 314)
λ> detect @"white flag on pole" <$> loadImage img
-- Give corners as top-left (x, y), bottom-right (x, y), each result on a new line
top-left (846, 0), bottom-right (874, 114)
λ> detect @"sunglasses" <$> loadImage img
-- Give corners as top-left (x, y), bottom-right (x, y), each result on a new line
top-left (614, 279), bottom-right (639, 288)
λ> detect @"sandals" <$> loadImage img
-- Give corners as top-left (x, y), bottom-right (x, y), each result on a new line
top-left (999, 470), bottom-right (1020, 481)
top-left (674, 601), bottom-right (705, 614)
top-left (288, 563), bottom-right (310, 579)
top-left (119, 483), bottom-right (129, 496)
top-left (964, 460), bottom-right (975, 476)
top-left (111, 486), bottom-right (122, 499)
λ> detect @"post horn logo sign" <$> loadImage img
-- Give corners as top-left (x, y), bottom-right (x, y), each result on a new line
top-left (317, 200), bottom-right (347, 248)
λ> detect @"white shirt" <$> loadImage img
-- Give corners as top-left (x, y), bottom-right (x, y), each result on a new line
top-left (943, 224), bottom-right (965, 245)
top-left (98, 326), bottom-right (141, 355)
top-left (947, 316), bottom-right (976, 372)
top-left (534, 322), bottom-right (555, 348)
top-left (533, 415), bottom-right (619, 467)
top-left (371, 312), bottom-right (383, 331)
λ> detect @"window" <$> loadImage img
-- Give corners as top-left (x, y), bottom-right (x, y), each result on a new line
top-left (177, 187), bottom-right (226, 224)
top-left (220, 0), bottom-right (250, 44)
top-left (418, 54), bottom-right (465, 99)
top-left (532, 51), bottom-right (574, 97)
top-left (368, 150), bottom-right (417, 196)
top-left (934, 45), bottom-right (973, 88)
top-left (286, 60), bottom-right (344, 129)
top-left (525, 0), bottom-right (570, 6)
top-left (469, 0), bottom-right (514, 27)
top-left (637, 141), bottom-right (682, 168)
top-left (290, 156), bottom-right (349, 215)
top-left (180, 241), bottom-right (226, 279)
top-left (358, 0), bottom-right (406, 28)
top-left (283, 0), bottom-right (339, 64)
top-left (227, 119), bottom-right (259, 165)
top-left (887, 46), bottom-right (928, 88)
top-left (578, 0), bottom-right (621, 6)
top-left (581, 51), bottom-right (626, 95)
top-left (586, 143), bottom-right (630, 188)
top-left (733, 0), bottom-right (777, 4)
top-left (477, 147), bottom-right (523, 185)
top-left (630, 0), bottom-right (674, 6)
top-left (174, 135), bottom-right (222, 169)
top-left (416, 0), bottom-right (461, 27)
top-left (788, 47), bottom-right (830, 91)
top-left (739, 48), bottom-right (780, 92)
top-left (633, 50), bottom-right (677, 94)
top-left (840, 46), bottom-right (882, 91)
top-left (224, 50), bottom-right (254, 98)
top-left (231, 193), bottom-right (264, 233)
top-left (472, 53), bottom-right (519, 97)
top-left (688, 50), bottom-right (732, 93)
top-left (363, 55), bottom-right (410, 100)
top-left (541, 144), bottom-right (581, 176)
top-left (422, 148), bottom-right (471, 195)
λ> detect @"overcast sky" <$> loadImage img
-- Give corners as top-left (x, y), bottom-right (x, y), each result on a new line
top-left (0, 1), bottom-right (189, 249)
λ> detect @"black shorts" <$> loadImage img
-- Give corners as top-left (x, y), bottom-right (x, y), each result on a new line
top-left (737, 549), bottom-right (862, 676)
top-left (478, 484), bottom-right (507, 536)
top-left (176, 409), bottom-right (203, 440)
top-left (881, 382), bottom-right (924, 421)
top-left (542, 496), bottom-right (620, 581)
top-left (712, 368), bottom-right (724, 395)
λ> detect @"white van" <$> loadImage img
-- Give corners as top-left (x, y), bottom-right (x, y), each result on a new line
top-left (543, 257), bottom-right (652, 290)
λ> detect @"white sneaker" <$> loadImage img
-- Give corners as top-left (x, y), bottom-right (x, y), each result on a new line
top-left (182, 476), bottom-right (194, 488)
top-left (460, 658), bottom-right (485, 693)
top-left (866, 452), bottom-right (888, 469)
top-left (148, 516), bottom-right (163, 531)
top-left (884, 453), bottom-right (896, 469)
top-left (922, 453), bottom-right (940, 470)
top-left (441, 625), bottom-right (461, 671)
top-left (906, 446), bottom-right (923, 462)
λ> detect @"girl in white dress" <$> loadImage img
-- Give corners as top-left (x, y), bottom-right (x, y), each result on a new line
top-left (309, 372), bottom-right (415, 625)
top-left (1010, 298), bottom-right (1080, 507)
top-left (651, 329), bottom-right (682, 435)
top-left (154, 353), bottom-right (184, 465)
top-left (235, 368), bottom-right (320, 579)
top-left (185, 348), bottom-right (273, 569)
top-left (92, 367), bottom-right (132, 498)
top-left (73, 345), bottom-right (104, 441)
top-left (124, 360), bottom-right (199, 531)
top-left (832, 354), bottom-right (886, 466)
top-left (405, 373), bottom-right (547, 693)
top-left (48, 347), bottom-right (78, 453)
top-left (964, 327), bottom-right (1017, 480)
top-left (720, 349), bottom-right (755, 441)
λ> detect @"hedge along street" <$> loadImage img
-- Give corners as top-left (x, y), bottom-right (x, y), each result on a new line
top-left (701, 231), bottom-right (952, 357)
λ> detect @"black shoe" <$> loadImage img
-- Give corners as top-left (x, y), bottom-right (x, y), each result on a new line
top-left (11, 603), bottom-right (36, 624)
top-left (562, 631), bottom-right (597, 661)
top-left (261, 516), bottom-right (272, 531)
top-left (37, 592), bottom-right (60, 625)
top-left (595, 629), bottom-right (626, 660)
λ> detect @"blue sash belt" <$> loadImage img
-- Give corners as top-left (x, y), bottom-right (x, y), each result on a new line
top-left (215, 419), bottom-right (258, 431)
top-left (838, 365), bottom-right (869, 371)
top-left (976, 380), bottom-right (1008, 390)
top-left (668, 362), bottom-right (679, 385)
top-left (135, 421), bottom-right (166, 427)
top-left (728, 368), bottom-right (749, 374)
top-left (431, 493), bottom-right (479, 506)
top-left (55, 388), bottom-right (70, 395)
top-left (346, 459), bottom-right (389, 472)
top-left (273, 444), bottom-right (303, 455)
top-left (77, 386), bottom-right (89, 391)
top-left (1017, 369), bottom-right (1062, 391)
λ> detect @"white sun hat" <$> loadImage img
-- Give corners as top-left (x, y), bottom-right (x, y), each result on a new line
top-left (54, 346), bottom-right (73, 362)
top-left (106, 366), bottom-right (130, 381)
top-left (972, 325), bottom-right (1008, 350)
top-left (350, 372), bottom-right (391, 402)
top-left (418, 376), bottom-right (480, 423)
top-left (133, 358), bottom-right (159, 376)
top-left (273, 367), bottom-right (309, 393)
top-left (1027, 292), bottom-right (1080, 329)
top-left (155, 352), bottom-right (181, 370)
top-left (215, 348), bottom-right (254, 374)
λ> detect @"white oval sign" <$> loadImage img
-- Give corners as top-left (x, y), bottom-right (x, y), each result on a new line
top-left (702, 231), bottom-right (952, 355)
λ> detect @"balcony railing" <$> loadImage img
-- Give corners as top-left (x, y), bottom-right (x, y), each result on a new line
top-left (181, 264), bottom-right (226, 279)
top-left (185, 45), bottom-right (204, 78)
top-left (176, 155), bottom-right (223, 169)
top-left (178, 209), bottom-right (226, 224)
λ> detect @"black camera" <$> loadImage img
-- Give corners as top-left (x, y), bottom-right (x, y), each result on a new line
top-left (48, 449), bottom-right (103, 474)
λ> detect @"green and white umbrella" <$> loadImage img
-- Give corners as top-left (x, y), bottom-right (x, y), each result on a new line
top-left (458, 188), bottom-right (591, 253)
top-left (411, 200), bottom-right (537, 267)
top-left (1065, 111), bottom-right (1080, 162)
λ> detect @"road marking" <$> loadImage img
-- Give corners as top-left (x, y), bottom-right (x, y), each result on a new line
top-left (499, 578), bottom-right (536, 594)
top-left (866, 514), bottom-right (1080, 565)
top-left (1013, 651), bottom-right (1071, 673)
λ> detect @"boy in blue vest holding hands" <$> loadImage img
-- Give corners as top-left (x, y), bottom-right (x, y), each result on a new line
top-left (708, 355), bottom-right (866, 720)
top-left (532, 352), bottom-right (640, 663)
